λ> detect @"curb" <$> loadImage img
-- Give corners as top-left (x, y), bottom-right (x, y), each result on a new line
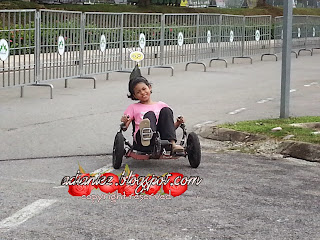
top-left (197, 125), bottom-right (320, 163)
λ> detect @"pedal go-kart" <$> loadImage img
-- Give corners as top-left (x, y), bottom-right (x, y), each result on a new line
top-left (112, 119), bottom-right (201, 169)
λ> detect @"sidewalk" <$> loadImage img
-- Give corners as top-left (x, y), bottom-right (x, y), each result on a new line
top-left (0, 54), bottom-right (319, 160)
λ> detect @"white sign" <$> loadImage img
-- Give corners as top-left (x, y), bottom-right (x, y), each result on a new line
top-left (281, 30), bottom-right (283, 40)
top-left (139, 33), bottom-right (146, 49)
top-left (130, 51), bottom-right (144, 62)
top-left (178, 32), bottom-right (184, 47)
top-left (298, 28), bottom-right (301, 38)
top-left (207, 30), bottom-right (211, 43)
top-left (313, 27), bottom-right (316, 37)
top-left (230, 30), bottom-right (234, 43)
top-left (100, 34), bottom-right (106, 52)
top-left (255, 30), bottom-right (260, 41)
top-left (58, 36), bottom-right (65, 56)
top-left (0, 39), bottom-right (9, 61)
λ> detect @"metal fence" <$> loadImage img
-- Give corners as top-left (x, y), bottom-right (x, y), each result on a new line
top-left (0, 10), bottom-right (37, 88)
top-left (163, 14), bottom-right (198, 65)
top-left (1, 9), bottom-right (320, 97)
top-left (122, 13), bottom-right (162, 70)
top-left (198, 14), bottom-right (221, 61)
top-left (83, 12), bottom-right (122, 75)
top-left (38, 10), bottom-right (82, 82)
top-left (266, 0), bottom-right (320, 8)
top-left (220, 14), bottom-right (244, 58)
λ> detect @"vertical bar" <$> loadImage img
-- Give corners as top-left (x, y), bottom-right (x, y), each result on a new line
top-left (280, 0), bottom-right (293, 118)
top-left (218, 14), bottom-right (222, 59)
top-left (195, 14), bottom-right (199, 61)
top-left (35, 11), bottom-right (40, 82)
top-left (160, 14), bottom-right (165, 66)
top-left (79, 13), bottom-right (85, 77)
top-left (119, 13), bottom-right (124, 71)
top-left (241, 16), bottom-right (245, 57)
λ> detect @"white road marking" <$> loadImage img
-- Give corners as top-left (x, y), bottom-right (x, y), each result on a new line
top-left (0, 177), bottom-right (56, 185)
top-left (0, 199), bottom-right (57, 232)
top-left (257, 97), bottom-right (274, 104)
top-left (194, 121), bottom-right (214, 128)
top-left (228, 108), bottom-right (246, 115)
top-left (52, 186), bottom-right (66, 189)
top-left (91, 165), bottom-right (115, 175)
top-left (305, 82), bottom-right (319, 87)
top-left (290, 89), bottom-right (297, 93)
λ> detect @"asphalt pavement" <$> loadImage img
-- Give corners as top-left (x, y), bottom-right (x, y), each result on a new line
top-left (0, 53), bottom-right (319, 239)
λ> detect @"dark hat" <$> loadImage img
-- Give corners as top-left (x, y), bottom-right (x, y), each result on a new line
top-left (129, 64), bottom-right (142, 81)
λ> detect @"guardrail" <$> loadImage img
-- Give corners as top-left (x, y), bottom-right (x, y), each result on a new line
top-left (1, 10), bottom-right (320, 98)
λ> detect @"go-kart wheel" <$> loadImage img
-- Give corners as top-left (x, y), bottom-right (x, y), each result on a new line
top-left (112, 132), bottom-right (124, 169)
top-left (186, 132), bottom-right (201, 168)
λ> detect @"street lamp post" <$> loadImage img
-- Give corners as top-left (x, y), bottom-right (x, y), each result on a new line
top-left (280, 0), bottom-right (293, 118)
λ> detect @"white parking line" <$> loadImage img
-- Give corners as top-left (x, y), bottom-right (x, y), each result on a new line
top-left (290, 89), bottom-right (297, 93)
top-left (193, 121), bottom-right (215, 128)
top-left (91, 165), bottom-right (115, 175)
top-left (0, 199), bottom-right (57, 232)
top-left (228, 108), bottom-right (246, 115)
top-left (257, 97), bottom-right (274, 104)
top-left (304, 82), bottom-right (318, 87)
top-left (0, 177), bottom-right (56, 185)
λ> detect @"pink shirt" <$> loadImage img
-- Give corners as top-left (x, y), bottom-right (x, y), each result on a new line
top-left (124, 101), bottom-right (169, 138)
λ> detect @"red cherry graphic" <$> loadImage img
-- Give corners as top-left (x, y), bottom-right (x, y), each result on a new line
top-left (144, 176), bottom-right (161, 195)
top-left (118, 174), bottom-right (139, 196)
top-left (163, 172), bottom-right (188, 197)
top-left (98, 173), bottom-right (119, 194)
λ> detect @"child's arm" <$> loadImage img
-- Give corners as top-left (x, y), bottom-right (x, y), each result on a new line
top-left (120, 115), bottom-right (132, 131)
top-left (174, 116), bottom-right (185, 129)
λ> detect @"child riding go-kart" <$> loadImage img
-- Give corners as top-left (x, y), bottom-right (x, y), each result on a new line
top-left (112, 58), bottom-right (201, 169)
top-left (112, 117), bottom-right (201, 169)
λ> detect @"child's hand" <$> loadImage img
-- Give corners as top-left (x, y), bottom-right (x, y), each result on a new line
top-left (121, 115), bottom-right (130, 124)
top-left (174, 115), bottom-right (185, 129)
top-left (120, 115), bottom-right (131, 131)
top-left (177, 115), bottom-right (185, 124)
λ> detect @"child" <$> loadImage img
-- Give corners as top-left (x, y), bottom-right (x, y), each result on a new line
top-left (121, 65), bottom-right (184, 153)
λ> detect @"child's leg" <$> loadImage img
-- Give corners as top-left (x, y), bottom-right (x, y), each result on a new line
top-left (135, 111), bottom-right (157, 151)
top-left (157, 107), bottom-right (176, 141)
top-left (157, 107), bottom-right (183, 152)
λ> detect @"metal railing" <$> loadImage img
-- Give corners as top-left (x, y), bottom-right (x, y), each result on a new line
top-left (1, 9), bottom-right (320, 98)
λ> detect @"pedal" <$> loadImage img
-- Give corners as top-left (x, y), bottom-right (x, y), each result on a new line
top-left (141, 128), bottom-right (153, 141)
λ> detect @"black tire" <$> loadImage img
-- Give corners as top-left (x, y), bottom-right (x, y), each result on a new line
top-left (112, 132), bottom-right (124, 169)
top-left (186, 132), bottom-right (201, 168)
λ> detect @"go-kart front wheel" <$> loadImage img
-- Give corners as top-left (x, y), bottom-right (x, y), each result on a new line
top-left (112, 132), bottom-right (125, 169)
top-left (186, 132), bottom-right (201, 168)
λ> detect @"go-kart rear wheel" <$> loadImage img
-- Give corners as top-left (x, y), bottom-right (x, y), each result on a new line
top-left (112, 132), bottom-right (124, 169)
top-left (186, 132), bottom-right (201, 168)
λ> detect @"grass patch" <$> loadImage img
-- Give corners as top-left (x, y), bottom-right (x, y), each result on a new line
top-left (220, 116), bottom-right (320, 144)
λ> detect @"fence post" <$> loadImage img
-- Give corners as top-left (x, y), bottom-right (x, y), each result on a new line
top-left (241, 16), bottom-right (245, 57)
top-left (160, 14), bottom-right (165, 66)
top-left (79, 13), bottom-right (85, 77)
top-left (195, 14), bottom-right (200, 61)
top-left (119, 13), bottom-right (124, 71)
top-left (268, 15), bottom-right (272, 54)
top-left (218, 14), bottom-right (222, 59)
top-left (35, 11), bottom-right (41, 82)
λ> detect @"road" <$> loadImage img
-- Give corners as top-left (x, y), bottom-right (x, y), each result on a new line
top-left (0, 53), bottom-right (319, 239)
top-left (0, 152), bottom-right (319, 239)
